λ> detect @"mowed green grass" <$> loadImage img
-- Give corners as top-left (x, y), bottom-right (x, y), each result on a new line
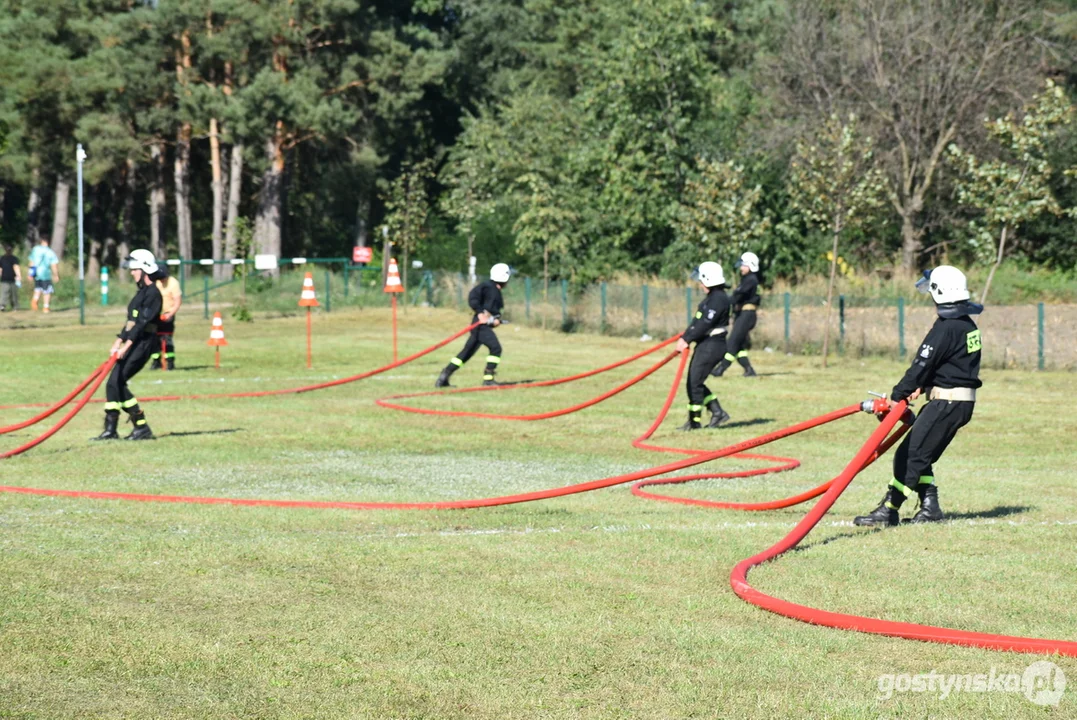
top-left (1, 307), bottom-right (1075, 719)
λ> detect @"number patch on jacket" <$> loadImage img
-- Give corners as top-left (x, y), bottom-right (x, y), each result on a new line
top-left (966, 329), bottom-right (982, 353)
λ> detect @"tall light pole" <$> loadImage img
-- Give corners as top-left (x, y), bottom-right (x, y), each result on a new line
top-left (77, 144), bottom-right (86, 325)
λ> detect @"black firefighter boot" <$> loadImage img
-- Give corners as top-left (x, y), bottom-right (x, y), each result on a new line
top-left (737, 355), bottom-right (757, 377)
top-left (910, 483), bottom-right (944, 523)
top-left (710, 358), bottom-right (733, 378)
top-left (706, 399), bottom-right (730, 429)
top-left (92, 411), bottom-right (120, 441)
top-left (150, 357), bottom-right (162, 371)
top-left (166, 356), bottom-right (175, 371)
top-left (482, 372), bottom-right (500, 387)
top-left (853, 487), bottom-right (902, 527)
top-left (435, 364), bottom-right (457, 389)
top-left (677, 408), bottom-right (703, 432)
top-left (124, 411), bottom-right (155, 441)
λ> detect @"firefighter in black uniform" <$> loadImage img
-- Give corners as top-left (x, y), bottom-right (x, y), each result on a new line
top-left (435, 263), bottom-right (511, 388)
top-left (675, 261), bottom-right (732, 430)
top-left (92, 249), bottom-right (163, 441)
top-left (855, 265), bottom-right (983, 526)
top-left (712, 251), bottom-right (760, 378)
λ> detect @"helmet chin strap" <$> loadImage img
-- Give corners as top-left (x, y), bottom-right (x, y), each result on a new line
top-left (936, 300), bottom-right (984, 318)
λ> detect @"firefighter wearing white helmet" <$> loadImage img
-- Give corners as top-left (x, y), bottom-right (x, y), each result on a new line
top-left (674, 261), bottom-right (732, 430)
top-left (92, 249), bottom-right (164, 441)
top-left (711, 251), bottom-right (761, 378)
top-left (855, 265), bottom-right (983, 526)
top-left (436, 263), bottom-right (512, 388)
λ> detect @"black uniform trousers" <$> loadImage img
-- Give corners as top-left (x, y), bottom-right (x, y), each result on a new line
top-left (452, 323), bottom-right (502, 378)
top-left (687, 335), bottom-right (726, 416)
top-left (105, 335), bottom-right (155, 417)
top-left (151, 318), bottom-right (176, 362)
top-left (891, 400), bottom-right (975, 496)
top-left (725, 310), bottom-right (756, 361)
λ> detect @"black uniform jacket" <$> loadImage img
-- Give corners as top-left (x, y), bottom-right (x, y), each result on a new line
top-left (468, 280), bottom-right (504, 318)
top-left (731, 273), bottom-right (761, 310)
top-left (891, 314), bottom-right (982, 401)
top-left (118, 282), bottom-right (163, 342)
top-left (682, 289), bottom-right (731, 344)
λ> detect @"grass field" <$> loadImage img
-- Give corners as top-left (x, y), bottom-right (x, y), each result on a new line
top-left (1, 307), bottom-right (1075, 719)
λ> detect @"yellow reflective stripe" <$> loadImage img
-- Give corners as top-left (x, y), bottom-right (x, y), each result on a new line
top-left (104, 402), bottom-right (122, 411)
top-left (737, 350), bottom-right (749, 358)
top-left (150, 353), bottom-right (160, 360)
top-left (694, 311), bottom-right (702, 319)
top-left (687, 404), bottom-right (704, 411)
top-left (135, 418), bottom-right (147, 426)
top-left (703, 394), bottom-right (716, 405)
top-left (483, 374), bottom-right (494, 380)
top-left (485, 355), bottom-right (501, 364)
top-left (121, 398), bottom-right (139, 409)
top-left (132, 309), bottom-right (138, 318)
top-left (724, 353), bottom-right (736, 362)
top-left (885, 501), bottom-right (900, 510)
top-left (450, 357), bottom-right (464, 367)
top-left (889, 479), bottom-right (913, 497)
top-left (918, 475), bottom-right (935, 486)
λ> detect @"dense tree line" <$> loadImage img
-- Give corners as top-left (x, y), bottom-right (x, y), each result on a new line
top-left (1, 0), bottom-right (1076, 285)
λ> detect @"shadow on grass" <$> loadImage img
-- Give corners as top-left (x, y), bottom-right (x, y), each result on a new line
top-left (794, 505), bottom-right (1036, 553)
top-left (158, 365), bottom-right (216, 373)
top-left (917, 504), bottom-right (1034, 522)
top-left (158, 428), bottom-right (244, 439)
top-left (716, 418), bottom-right (775, 430)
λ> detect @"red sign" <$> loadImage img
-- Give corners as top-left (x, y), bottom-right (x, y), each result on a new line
top-left (352, 246), bottom-right (373, 264)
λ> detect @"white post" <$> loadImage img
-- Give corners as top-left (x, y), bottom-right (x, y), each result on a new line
top-left (77, 144), bottom-right (86, 325)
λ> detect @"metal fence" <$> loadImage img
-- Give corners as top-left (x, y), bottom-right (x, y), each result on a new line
top-left (16, 262), bottom-right (1073, 370)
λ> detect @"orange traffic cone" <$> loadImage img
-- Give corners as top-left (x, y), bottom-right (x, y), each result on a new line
top-left (298, 272), bottom-right (320, 307)
top-left (384, 258), bottom-right (404, 362)
top-left (298, 271), bottom-right (319, 369)
top-left (207, 311), bottom-right (227, 368)
top-left (383, 258), bottom-right (404, 294)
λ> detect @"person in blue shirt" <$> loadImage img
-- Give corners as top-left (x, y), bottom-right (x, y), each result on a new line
top-left (28, 238), bottom-right (59, 313)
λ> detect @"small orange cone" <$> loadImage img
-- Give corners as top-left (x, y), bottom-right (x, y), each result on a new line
top-left (383, 258), bottom-right (404, 294)
top-left (207, 311), bottom-right (227, 368)
top-left (298, 272), bottom-right (320, 307)
top-left (207, 312), bottom-right (228, 346)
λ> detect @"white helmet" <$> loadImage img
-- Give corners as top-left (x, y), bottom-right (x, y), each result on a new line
top-left (490, 263), bottom-right (511, 283)
top-left (696, 261), bottom-right (725, 288)
top-left (917, 265), bottom-right (970, 304)
top-left (123, 249), bottom-right (159, 275)
top-left (738, 251), bottom-right (760, 273)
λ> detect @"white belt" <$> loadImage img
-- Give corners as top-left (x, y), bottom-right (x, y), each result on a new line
top-left (709, 328), bottom-right (727, 337)
top-left (928, 387), bottom-right (976, 402)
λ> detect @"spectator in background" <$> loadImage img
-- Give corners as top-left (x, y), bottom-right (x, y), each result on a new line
top-left (28, 238), bottom-right (59, 313)
top-left (0, 244), bottom-right (22, 311)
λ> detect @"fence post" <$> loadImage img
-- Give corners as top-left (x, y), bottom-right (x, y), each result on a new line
top-left (425, 270), bottom-right (434, 306)
top-left (897, 297), bottom-right (906, 359)
top-left (179, 261), bottom-right (186, 295)
top-left (686, 286), bottom-right (693, 327)
top-left (1038, 302), bottom-right (1045, 370)
top-left (525, 276), bottom-right (532, 320)
top-left (325, 268), bottom-right (331, 312)
top-left (642, 284), bottom-right (649, 336)
top-left (343, 264), bottom-right (349, 299)
top-left (203, 275), bottom-right (209, 319)
top-left (600, 281), bottom-right (607, 332)
top-left (838, 294), bottom-right (845, 355)
top-left (783, 292), bottom-right (790, 353)
top-left (560, 278), bottom-right (568, 327)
